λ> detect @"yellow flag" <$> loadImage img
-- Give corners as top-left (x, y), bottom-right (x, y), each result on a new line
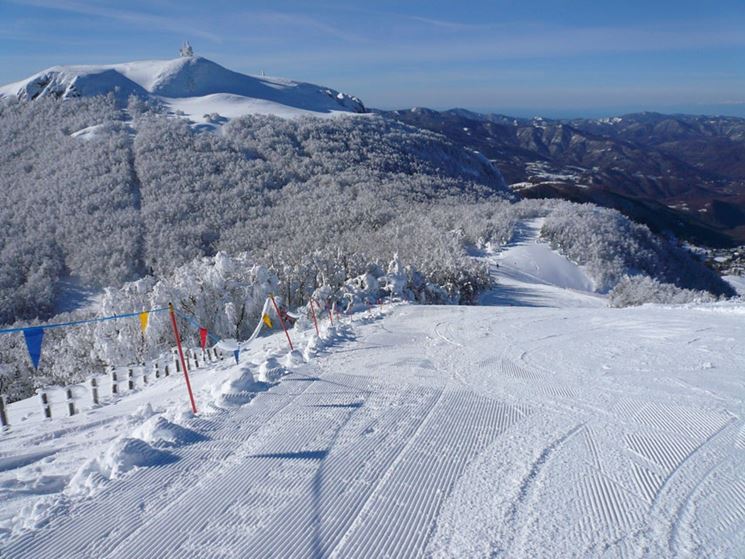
top-left (262, 313), bottom-right (273, 329)
top-left (139, 311), bottom-right (149, 334)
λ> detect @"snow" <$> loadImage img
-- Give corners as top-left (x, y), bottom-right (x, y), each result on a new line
top-left (525, 161), bottom-right (586, 183)
top-left (0, 221), bottom-right (743, 557)
top-left (0, 56), bottom-right (365, 122)
top-left (164, 93), bottom-right (348, 124)
top-left (69, 124), bottom-right (104, 141)
top-left (479, 217), bottom-right (601, 306)
top-left (131, 416), bottom-right (206, 448)
top-left (724, 274), bottom-right (745, 296)
top-left (257, 357), bottom-right (286, 383)
top-left (52, 275), bottom-right (103, 314)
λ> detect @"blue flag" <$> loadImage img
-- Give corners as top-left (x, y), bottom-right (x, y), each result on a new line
top-left (233, 349), bottom-right (240, 364)
top-left (23, 327), bottom-right (44, 369)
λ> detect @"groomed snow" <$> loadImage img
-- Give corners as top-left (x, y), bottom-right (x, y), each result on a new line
top-left (493, 217), bottom-right (596, 292)
top-left (0, 222), bottom-right (743, 558)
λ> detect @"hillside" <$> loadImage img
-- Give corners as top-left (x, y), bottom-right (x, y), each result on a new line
top-left (382, 108), bottom-right (745, 247)
top-left (0, 94), bottom-right (510, 326)
top-left (0, 56), bottom-right (365, 123)
top-left (0, 93), bottom-right (733, 333)
top-left (1, 224), bottom-right (742, 558)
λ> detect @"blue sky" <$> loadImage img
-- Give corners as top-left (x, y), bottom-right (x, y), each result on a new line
top-left (1, 0), bottom-right (744, 117)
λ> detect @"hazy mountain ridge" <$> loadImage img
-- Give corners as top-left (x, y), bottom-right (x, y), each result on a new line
top-left (382, 108), bottom-right (745, 247)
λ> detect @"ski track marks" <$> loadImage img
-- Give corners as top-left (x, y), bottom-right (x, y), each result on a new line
top-left (2, 370), bottom-right (323, 559)
top-left (3, 232), bottom-right (745, 559)
top-left (3, 370), bottom-right (528, 559)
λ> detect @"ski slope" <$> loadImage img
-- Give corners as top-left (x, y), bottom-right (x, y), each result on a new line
top-left (1, 224), bottom-right (744, 558)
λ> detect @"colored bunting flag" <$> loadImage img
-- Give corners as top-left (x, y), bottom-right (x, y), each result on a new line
top-left (199, 327), bottom-right (208, 350)
top-left (23, 327), bottom-right (44, 369)
top-left (233, 349), bottom-right (240, 364)
top-left (262, 313), bottom-right (273, 329)
top-left (138, 311), bottom-right (149, 334)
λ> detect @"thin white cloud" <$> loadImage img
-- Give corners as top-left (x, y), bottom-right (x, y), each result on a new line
top-left (246, 22), bottom-right (745, 67)
top-left (234, 10), bottom-right (368, 44)
top-left (9, 0), bottom-right (222, 42)
top-left (404, 15), bottom-right (494, 32)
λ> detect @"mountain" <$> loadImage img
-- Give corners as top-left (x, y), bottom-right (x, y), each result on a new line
top-left (0, 93), bottom-right (509, 325)
top-left (0, 56), bottom-right (366, 122)
top-left (0, 55), bottom-right (733, 328)
top-left (381, 108), bottom-right (745, 247)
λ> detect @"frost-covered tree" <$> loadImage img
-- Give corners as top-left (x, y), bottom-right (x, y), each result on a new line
top-left (609, 276), bottom-right (719, 307)
top-left (539, 202), bottom-right (733, 296)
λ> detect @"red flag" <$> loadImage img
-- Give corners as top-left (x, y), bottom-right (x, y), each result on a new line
top-left (199, 327), bottom-right (208, 350)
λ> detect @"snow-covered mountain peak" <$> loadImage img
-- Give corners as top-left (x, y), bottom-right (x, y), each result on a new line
top-left (0, 55), bottom-right (366, 121)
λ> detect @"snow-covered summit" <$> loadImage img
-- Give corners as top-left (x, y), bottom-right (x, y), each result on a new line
top-left (0, 56), bottom-right (366, 120)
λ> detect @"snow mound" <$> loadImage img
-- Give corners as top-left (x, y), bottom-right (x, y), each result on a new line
top-left (258, 357), bottom-right (286, 383)
top-left (100, 438), bottom-right (177, 478)
top-left (283, 350), bottom-right (305, 368)
top-left (302, 322), bottom-right (355, 360)
top-left (132, 416), bottom-right (206, 448)
top-left (68, 438), bottom-right (177, 496)
top-left (0, 56), bottom-right (365, 121)
top-left (214, 365), bottom-right (264, 408)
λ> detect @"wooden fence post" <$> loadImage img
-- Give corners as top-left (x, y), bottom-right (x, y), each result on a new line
top-left (112, 370), bottom-right (119, 395)
top-left (90, 378), bottom-right (99, 406)
top-left (128, 368), bottom-right (135, 390)
top-left (0, 395), bottom-right (8, 429)
top-left (40, 391), bottom-right (52, 419)
top-left (66, 388), bottom-right (76, 416)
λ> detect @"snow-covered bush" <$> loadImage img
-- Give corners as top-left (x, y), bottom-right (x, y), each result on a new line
top-left (540, 202), bottom-right (733, 296)
top-left (0, 253), bottom-right (278, 401)
top-left (609, 276), bottom-right (719, 307)
top-left (91, 252), bottom-right (277, 365)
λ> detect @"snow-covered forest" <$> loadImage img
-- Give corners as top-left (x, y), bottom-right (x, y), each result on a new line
top-left (0, 95), bottom-right (735, 400)
top-left (0, 96), bottom-right (504, 324)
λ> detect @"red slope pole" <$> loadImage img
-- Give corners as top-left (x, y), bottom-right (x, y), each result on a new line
top-left (308, 298), bottom-right (320, 336)
top-left (269, 294), bottom-right (294, 351)
top-left (169, 303), bottom-right (198, 414)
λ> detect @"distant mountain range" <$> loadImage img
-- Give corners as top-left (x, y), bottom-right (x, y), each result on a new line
top-left (381, 108), bottom-right (745, 247)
